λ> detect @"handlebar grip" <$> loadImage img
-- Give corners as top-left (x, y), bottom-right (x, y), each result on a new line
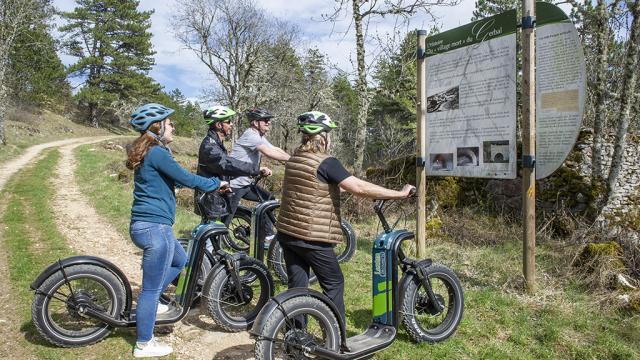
top-left (409, 187), bottom-right (417, 197)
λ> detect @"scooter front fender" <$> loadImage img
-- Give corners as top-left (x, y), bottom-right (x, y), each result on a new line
top-left (252, 287), bottom-right (348, 346)
top-left (30, 255), bottom-right (133, 313)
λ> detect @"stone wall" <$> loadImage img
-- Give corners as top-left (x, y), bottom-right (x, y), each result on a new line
top-left (484, 129), bottom-right (640, 225)
top-left (585, 131), bottom-right (640, 222)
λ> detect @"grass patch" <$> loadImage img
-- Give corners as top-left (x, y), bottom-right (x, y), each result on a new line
top-left (2, 150), bottom-right (133, 359)
top-left (73, 143), bottom-right (640, 359)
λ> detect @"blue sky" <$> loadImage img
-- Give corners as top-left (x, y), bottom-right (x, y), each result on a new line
top-left (52, 0), bottom-right (479, 105)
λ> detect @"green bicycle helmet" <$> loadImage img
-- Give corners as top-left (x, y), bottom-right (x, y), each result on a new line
top-left (203, 106), bottom-right (236, 125)
top-left (297, 111), bottom-right (337, 135)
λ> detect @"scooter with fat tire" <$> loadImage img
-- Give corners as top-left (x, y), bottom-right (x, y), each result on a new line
top-left (251, 189), bottom-right (464, 359)
top-left (30, 191), bottom-right (273, 347)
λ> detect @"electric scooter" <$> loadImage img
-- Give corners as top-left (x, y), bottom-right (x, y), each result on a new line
top-left (30, 191), bottom-right (273, 347)
top-left (251, 190), bottom-right (464, 359)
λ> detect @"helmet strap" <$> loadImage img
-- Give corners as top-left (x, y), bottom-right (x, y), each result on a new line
top-left (145, 130), bottom-right (160, 141)
top-left (158, 121), bottom-right (169, 142)
top-left (213, 121), bottom-right (228, 138)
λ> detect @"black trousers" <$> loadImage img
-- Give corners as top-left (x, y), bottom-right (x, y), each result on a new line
top-left (224, 185), bottom-right (275, 237)
top-left (281, 239), bottom-right (345, 325)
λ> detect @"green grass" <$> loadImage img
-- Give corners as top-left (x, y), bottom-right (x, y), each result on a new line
top-left (71, 143), bottom-right (640, 359)
top-left (2, 150), bottom-right (133, 359)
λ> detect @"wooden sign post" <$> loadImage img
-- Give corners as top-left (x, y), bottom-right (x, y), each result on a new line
top-left (521, 0), bottom-right (537, 292)
top-left (416, 29), bottom-right (428, 258)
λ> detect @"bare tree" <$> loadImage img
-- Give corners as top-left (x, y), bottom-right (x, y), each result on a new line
top-left (323, 0), bottom-right (459, 177)
top-left (606, 0), bottom-right (640, 202)
top-left (590, 0), bottom-right (622, 186)
top-left (172, 0), bottom-right (294, 141)
top-left (0, 0), bottom-right (49, 145)
top-left (250, 46), bottom-right (335, 152)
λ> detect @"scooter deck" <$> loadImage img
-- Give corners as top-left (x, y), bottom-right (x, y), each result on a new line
top-left (129, 305), bottom-right (184, 322)
top-left (344, 324), bottom-right (396, 356)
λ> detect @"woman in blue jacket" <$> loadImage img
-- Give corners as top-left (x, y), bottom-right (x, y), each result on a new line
top-left (126, 103), bottom-right (224, 358)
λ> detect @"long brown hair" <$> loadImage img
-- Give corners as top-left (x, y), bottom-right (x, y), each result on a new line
top-left (126, 122), bottom-right (162, 170)
top-left (296, 133), bottom-right (329, 154)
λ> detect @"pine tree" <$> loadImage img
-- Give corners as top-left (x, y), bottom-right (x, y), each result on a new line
top-left (60, 0), bottom-right (160, 127)
top-left (368, 32), bottom-right (418, 163)
top-left (331, 74), bottom-right (359, 166)
top-left (472, 0), bottom-right (518, 20)
top-left (0, 0), bottom-right (52, 145)
top-left (8, 21), bottom-right (70, 108)
top-left (302, 48), bottom-right (331, 112)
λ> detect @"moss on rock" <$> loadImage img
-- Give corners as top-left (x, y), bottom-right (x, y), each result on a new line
top-left (576, 241), bottom-right (626, 272)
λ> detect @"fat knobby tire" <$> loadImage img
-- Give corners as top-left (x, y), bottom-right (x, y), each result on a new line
top-left (254, 296), bottom-right (341, 360)
top-left (31, 264), bottom-right (126, 347)
top-left (202, 257), bottom-right (273, 332)
top-left (400, 263), bottom-right (464, 343)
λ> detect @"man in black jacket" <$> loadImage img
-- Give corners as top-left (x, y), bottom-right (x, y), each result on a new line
top-left (195, 106), bottom-right (269, 218)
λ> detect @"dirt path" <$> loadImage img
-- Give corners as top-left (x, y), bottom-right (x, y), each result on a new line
top-left (0, 136), bottom-right (118, 359)
top-left (51, 141), bottom-right (253, 359)
top-left (0, 136), bottom-right (116, 193)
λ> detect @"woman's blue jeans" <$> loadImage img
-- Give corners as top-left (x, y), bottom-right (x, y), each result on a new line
top-left (130, 221), bottom-right (187, 342)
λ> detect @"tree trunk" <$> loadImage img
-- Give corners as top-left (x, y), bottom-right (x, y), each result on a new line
top-left (352, 0), bottom-right (369, 178)
top-left (0, 100), bottom-right (6, 145)
top-left (591, 0), bottom-right (610, 187)
top-left (0, 16), bottom-right (20, 146)
top-left (89, 103), bottom-right (99, 128)
top-left (605, 0), bottom-right (640, 203)
top-left (0, 62), bottom-right (8, 145)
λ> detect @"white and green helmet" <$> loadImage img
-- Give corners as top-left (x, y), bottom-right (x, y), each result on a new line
top-left (203, 106), bottom-right (236, 125)
top-left (297, 111), bottom-right (337, 135)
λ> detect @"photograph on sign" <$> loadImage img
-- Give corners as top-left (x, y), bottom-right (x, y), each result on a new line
top-left (430, 153), bottom-right (454, 171)
top-left (483, 140), bottom-right (510, 163)
top-left (457, 147), bottom-right (479, 166)
top-left (427, 86), bottom-right (460, 113)
top-left (535, 2), bottom-right (586, 180)
top-left (425, 10), bottom-right (517, 179)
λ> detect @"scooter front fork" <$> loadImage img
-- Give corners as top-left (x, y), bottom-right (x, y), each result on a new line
top-left (221, 252), bottom-right (250, 302)
top-left (415, 264), bottom-right (445, 313)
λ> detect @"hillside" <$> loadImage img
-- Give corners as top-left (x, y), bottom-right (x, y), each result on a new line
top-left (0, 107), bottom-right (127, 163)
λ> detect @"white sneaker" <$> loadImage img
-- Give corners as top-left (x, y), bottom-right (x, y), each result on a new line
top-left (133, 337), bottom-right (173, 358)
top-left (156, 303), bottom-right (169, 315)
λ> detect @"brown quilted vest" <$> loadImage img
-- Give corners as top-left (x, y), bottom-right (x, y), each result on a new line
top-left (276, 151), bottom-right (343, 244)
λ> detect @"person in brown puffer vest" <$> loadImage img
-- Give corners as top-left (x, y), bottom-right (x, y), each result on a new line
top-left (276, 111), bottom-right (414, 324)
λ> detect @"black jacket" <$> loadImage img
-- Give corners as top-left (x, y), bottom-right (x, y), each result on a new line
top-left (195, 128), bottom-right (259, 218)
top-left (197, 128), bottom-right (259, 181)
